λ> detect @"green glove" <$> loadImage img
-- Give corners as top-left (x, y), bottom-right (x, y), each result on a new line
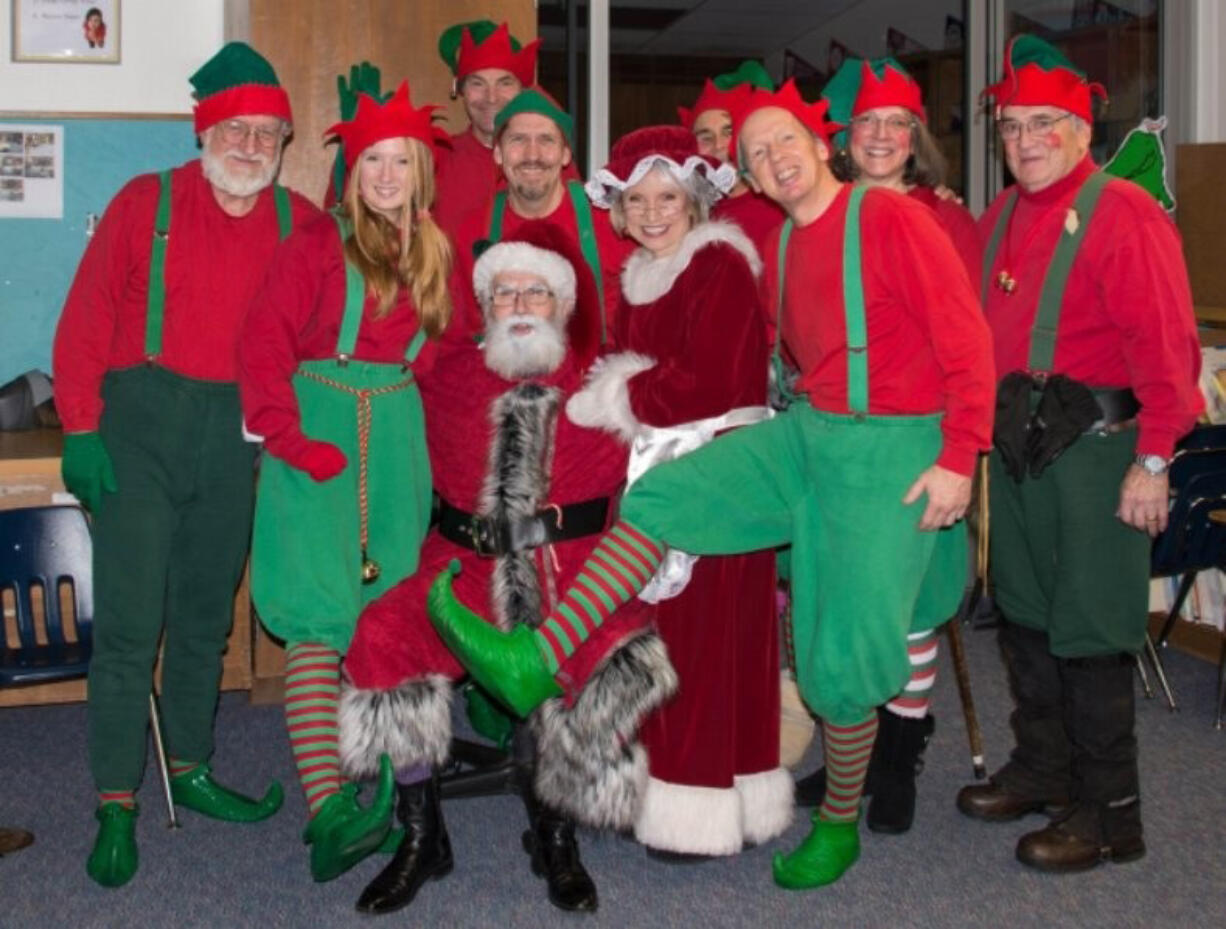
top-left (333, 62), bottom-right (391, 201)
top-left (61, 431), bottom-right (117, 512)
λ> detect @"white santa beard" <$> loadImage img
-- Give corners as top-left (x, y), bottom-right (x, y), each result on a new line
top-left (202, 147), bottom-right (280, 198)
top-left (483, 315), bottom-right (567, 380)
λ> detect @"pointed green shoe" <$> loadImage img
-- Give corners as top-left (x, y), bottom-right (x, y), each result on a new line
top-left (86, 803), bottom-right (138, 888)
top-left (427, 560), bottom-right (561, 717)
top-left (772, 813), bottom-right (861, 890)
top-left (308, 753), bottom-right (394, 882)
top-left (170, 763), bottom-right (283, 822)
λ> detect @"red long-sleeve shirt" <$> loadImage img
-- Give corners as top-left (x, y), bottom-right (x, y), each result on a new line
top-left (909, 185), bottom-right (983, 290)
top-left (979, 156), bottom-right (1202, 458)
top-left (237, 211), bottom-right (437, 464)
top-left (712, 188), bottom-right (786, 261)
top-left (763, 184), bottom-right (996, 476)
top-left (52, 160), bottom-right (319, 432)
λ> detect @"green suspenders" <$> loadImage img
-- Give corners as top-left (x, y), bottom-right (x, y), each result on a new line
top-left (774, 185), bottom-right (869, 412)
top-left (330, 212), bottom-right (426, 365)
top-left (144, 170), bottom-right (293, 360)
top-left (981, 170), bottom-right (1111, 374)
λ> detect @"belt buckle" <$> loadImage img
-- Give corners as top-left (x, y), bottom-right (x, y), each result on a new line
top-left (469, 514), bottom-right (497, 557)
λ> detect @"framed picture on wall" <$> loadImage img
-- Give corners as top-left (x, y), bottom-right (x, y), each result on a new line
top-left (12, 0), bottom-right (120, 64)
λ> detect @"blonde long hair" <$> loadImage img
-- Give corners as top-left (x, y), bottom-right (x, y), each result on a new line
top-left (341, 137), bottom-right (452, 337)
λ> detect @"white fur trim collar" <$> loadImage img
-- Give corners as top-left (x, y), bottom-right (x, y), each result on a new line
top-left (620, 220), bottom-right (762, 306)
top-left (585, 156), bottom-right (738, 209)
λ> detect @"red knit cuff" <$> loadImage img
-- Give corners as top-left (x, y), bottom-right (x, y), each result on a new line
top-left (936, 444), bottom-right (978, 477)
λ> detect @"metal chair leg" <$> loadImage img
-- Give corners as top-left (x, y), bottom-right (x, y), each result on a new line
top-left (148, 691), bottom-right (179, 829)
top-left (1143, 633), bottom-right (1179, 713)
top-left (1135, 652), bottom-right (1154, 699)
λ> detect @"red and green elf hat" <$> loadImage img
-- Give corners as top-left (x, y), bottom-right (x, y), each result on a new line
top-left (730, 79), bottom-right (842, 169)
top-left (492, 87), bottom-right (575, 147)
top-left (981, 34), bottom-right (1107, 122)
top-left (438, 20), bottom-right (540, 87)
top-left (677, 60), bottom-right (774, 130)
top-left (324, 80), bottom-right (450, 177)
top-left (189, 42), bottom-right (292, 134)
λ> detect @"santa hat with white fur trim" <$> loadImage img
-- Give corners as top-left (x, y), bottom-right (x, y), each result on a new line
top-left (472, 221), bottom-right (601, 369)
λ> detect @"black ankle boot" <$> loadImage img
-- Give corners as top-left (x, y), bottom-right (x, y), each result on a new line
top-left (355, 776), bottom-right (453, 915)
top-left (866, 710), bottom-right (935, 834)
top-left (522, 808), bottom-right (598, 913)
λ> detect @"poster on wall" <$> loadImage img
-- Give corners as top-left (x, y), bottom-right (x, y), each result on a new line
top-left (12, 0), bottom-right (120, 64)
top-left (0, 125), bottom-right (64, 219)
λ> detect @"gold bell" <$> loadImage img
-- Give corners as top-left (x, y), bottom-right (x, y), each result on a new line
top-left (361, 550), bottom-right (381, 584)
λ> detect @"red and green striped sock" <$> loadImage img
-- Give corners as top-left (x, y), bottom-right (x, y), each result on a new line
top-left (818, 712), bottom-right (879, 823)
top-left (168, 757), bottom-right (201, 778)
top-left (885, 629), bottom-right (939, 719)
top-left (536, 519), bottom-right (664, 672)
top-left (97, 789), bottom-right (136, 809)
top-left (284, 642), bottom-right (343, 817)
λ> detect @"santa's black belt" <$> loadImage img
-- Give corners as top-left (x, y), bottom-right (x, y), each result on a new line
top-left (1087, 386), bottom-right (1140, 431)
top-left (435, 496), bottom-right (611, 557)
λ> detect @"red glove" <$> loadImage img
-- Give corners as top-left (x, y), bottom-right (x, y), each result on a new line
top-left (287, 439), bottom-right (348, 482)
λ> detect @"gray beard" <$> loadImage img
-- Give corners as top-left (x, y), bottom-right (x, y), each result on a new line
top-left (483, 316), bottom-right (566, 380)
top-left (201, 148), bottom-right (280, 198)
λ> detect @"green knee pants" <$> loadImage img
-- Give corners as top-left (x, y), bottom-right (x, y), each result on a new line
top-left (621, 403), bottom-right (966, 725)
top-left (88, 366), bottom-right (256, 790)
top-left (989, 430), bottom-right (1150, 657)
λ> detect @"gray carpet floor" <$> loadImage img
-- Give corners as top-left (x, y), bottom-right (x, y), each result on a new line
top-left (2, 624), bottom-right (1224, 929)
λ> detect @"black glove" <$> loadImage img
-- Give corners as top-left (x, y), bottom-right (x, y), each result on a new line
top-left (1026, 374), bottom-right (1104, 478)
top-left (993, 371), bottom-right (1034, 482)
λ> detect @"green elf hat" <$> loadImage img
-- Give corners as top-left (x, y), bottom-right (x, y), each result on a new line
top-left (678, 60), bottom-right (774, 130)
top-left (438, 20), bottom-right (539, 87)
top-left (493, 87), bottom-right (574, 147)
top-left (822, 56), bottom-right (925, 147)
top-left (189, 42), bottom-right (292, 134)
top-left (981, 34), bottom-right (1107, 122)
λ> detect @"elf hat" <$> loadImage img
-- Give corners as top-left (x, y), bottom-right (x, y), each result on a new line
top-left (190, 42), bottom-right (292, 134)
top-left (678, 60), bottom-right (774, 129)
top-left (473, 220), bottom-right (600, 370)
top-left (324, 80), bottom-right (450, 177)
top-left (981, 34), bottom-right (1107, 122)
top-left (585, 124), bottom-right (737, 209)
top-left (438, 20), bottom-right (540, 87)
top-left (730, 79), bottom-right (842, 168)
top-left (493, 87), bottom-right (575, 147)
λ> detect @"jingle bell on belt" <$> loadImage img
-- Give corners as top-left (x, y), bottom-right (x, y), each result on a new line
top-left (361, 548), bottom-right (381, 584)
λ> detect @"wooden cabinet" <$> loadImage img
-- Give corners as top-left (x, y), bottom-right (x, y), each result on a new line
top-left (0, 428), bottom-right (252, 706)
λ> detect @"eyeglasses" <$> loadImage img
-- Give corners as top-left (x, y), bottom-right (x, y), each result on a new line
top-left (849, 114), bottom-right (916, 135)
top-left (623, 198), bottom-right (685, 218)
top-left (996, 113), bottom-right (1073, 141)
top-left (491, 283), bottom-right (554, 308)
top-left (218, 119), bottom-right (284, 149)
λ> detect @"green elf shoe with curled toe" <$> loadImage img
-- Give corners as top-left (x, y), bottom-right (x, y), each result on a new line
top-left (772, 813), bottom-right (861, 890)
top-left (426, 560), bottom-right (561, 718)
top-left (169, 763), bottom-right (283, 822)
top-left (307, 754), bottom-right (394, 882)
top-left (86, 803), bottom-right (139, 888)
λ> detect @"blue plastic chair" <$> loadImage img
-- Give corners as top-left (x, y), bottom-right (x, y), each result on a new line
top-left (0, 505), bottom-right (176, 825)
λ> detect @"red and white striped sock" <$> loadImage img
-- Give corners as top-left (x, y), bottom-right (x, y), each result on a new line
top-left (284, 642), bottom-right (343, 817)
top-left (97, 789), bottom-right (136, 810)
top-left (885, 629), bottom-right (939, 719)
top-left (818, 712), bottom-right (879, 823)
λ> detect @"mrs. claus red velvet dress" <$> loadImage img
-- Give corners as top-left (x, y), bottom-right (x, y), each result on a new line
top-left (576, 220), bottom-right (792, 855)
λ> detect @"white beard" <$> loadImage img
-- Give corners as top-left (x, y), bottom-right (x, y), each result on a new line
top-left (483, 315), bottom-right (566, 380)
top-left (201, 147), bottom-right (280, 198)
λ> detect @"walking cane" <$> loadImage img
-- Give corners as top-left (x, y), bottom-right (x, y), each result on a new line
top-left (947, 455), bottom-right (989, 780)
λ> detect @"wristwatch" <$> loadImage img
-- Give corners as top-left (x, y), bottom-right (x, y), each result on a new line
top-left (1134, 453), bottom-right (1169, 476)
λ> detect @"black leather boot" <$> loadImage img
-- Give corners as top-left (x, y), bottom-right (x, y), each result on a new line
top-left (1016, 653), bottom-right (1144, 872)
top-left (866, 709), bottom-right (935, 834)
top-left (355, 776), bottom-right (454, 915)
top-left (522, 807), bottom-right (598, 913)
top-left (958, 621), bottom-right (1073, 821)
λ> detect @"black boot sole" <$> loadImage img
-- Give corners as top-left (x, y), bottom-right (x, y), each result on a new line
top-left (354, 856), bottom-right (454, 916)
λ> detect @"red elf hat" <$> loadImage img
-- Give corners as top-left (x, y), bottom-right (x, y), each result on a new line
top-left (981, 34), bottom-right (1107, 122)
top-left (324, 80), bottom-right (450, 177)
